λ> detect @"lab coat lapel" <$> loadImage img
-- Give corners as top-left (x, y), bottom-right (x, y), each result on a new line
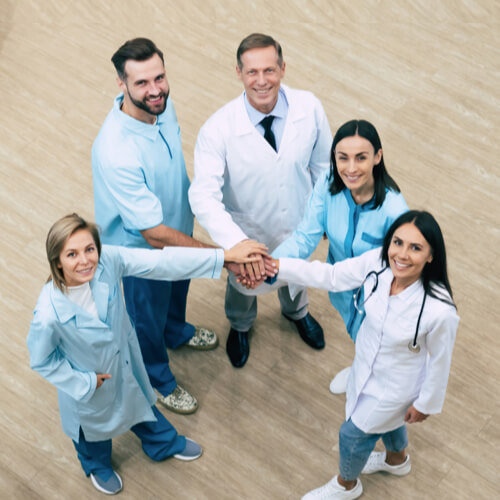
top-left (397, 279), bottom-right (424, 305)
top-left (367, 267), bottom-right (392, 330)
top-left (278, 86), bottom-right (301, 156)
top-left (51, 284), bottom-right (79, 324)
top-left (234, 88), bottom-right (302, 157)
top-left (234, 97), bottom-right (280, 156)
top-left (234, 95), bottom-right (256, 137)
top-left (90, 277), bottom-right (109, 325)
top-left (50, 272), bottom-right (109, 329)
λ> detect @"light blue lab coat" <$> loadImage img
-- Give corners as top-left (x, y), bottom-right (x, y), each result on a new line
top-left (273, 170), bottom-right (407, 339)
top-left (27, 245), bottom-right (223, 442)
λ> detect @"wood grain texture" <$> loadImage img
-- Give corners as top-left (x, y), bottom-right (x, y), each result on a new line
top-left (1, 0), bottom-right (499, 498)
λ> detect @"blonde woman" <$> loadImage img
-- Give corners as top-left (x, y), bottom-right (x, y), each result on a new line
top-left (28, 214), bottom-right (266, 495)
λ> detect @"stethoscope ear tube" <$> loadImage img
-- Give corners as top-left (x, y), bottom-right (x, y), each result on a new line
top-left (353, 267), bottom-right (388, 314)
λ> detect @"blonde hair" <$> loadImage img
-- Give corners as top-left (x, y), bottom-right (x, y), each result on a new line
top-left (46, 213), bottom-right (101, 291)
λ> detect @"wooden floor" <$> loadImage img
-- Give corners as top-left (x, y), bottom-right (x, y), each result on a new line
top-left (1, 1), bottom-right (499, 498)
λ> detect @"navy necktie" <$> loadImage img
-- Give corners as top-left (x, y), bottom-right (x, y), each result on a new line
top-left (260, 115), bottom-right (276, 151)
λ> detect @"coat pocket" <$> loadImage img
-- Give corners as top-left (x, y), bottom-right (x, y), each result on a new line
top-left (76, 349), bottom-right (120, 417)
top-left (361, 232), bottom-right (384, 246)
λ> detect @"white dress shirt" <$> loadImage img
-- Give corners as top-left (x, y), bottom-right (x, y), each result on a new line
top-left (244, 88), bottom-right (288, 151)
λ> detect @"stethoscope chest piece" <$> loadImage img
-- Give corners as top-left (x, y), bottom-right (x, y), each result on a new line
top-left (354, 268), bottom-right (427, 355)
top-left (408, 341), bottom-right (421, 353)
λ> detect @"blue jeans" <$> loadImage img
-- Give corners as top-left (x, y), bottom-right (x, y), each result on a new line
top-left (123, 277), bottom-right (195, 395)
top-left (339, 418), bottom-right (408, 481)
top-left (73, 406), bottom-right (186, 480)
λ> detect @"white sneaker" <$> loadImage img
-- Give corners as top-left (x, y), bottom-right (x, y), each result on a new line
top-left (329, 366), bottom-right (351, 394)
top-left (361, 451), bottom-right (411, 476)
top-left (302, 475), bottom-right (362, 500)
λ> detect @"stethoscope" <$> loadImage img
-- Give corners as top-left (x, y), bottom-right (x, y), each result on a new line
top-left (353, 267), bottom-right (427, 353)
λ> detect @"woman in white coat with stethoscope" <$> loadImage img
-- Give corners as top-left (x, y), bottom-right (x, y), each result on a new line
top-left (267, 210), bottom-right (459, 500)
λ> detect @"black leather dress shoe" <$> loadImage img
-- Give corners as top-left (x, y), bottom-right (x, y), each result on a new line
top-left (283, 312), bottom-right (325, 350)
top-left (226, 328), bottom-right (250, 368)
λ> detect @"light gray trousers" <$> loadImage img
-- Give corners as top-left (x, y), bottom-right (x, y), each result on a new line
top-left (224, 277), bottom-right (309, 331)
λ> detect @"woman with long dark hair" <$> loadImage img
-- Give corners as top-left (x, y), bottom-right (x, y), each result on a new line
top-left (273, 120), bottom-right (408, 393)
top-left (270, 210), bottom-right (459, 499)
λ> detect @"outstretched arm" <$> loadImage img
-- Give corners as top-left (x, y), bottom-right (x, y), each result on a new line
top-left (268, 250), bottom-right (379, 293)
top-left (141, 224), bottom-right (215, 249)
top-left (189, 121), bottom-right (249, 249)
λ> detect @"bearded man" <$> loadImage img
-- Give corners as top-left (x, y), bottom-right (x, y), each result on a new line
top-left (92, 38), bottom-right (218, 415)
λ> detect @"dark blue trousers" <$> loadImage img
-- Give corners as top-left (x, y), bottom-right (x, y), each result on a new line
top-left (123, 277), bottom-right (195, 395)
top-left (73, 406), bottom-right (186, 480)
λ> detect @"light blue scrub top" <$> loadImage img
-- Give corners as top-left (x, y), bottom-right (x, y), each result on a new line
top-left (92, 94), bottom-right (194, 248)
top-left (273, 170), bottom-right (408, 340)
top-left (27, 245), bottom-right (224, 442)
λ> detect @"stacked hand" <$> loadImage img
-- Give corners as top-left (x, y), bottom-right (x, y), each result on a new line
top-left (223, 242), bottom-right (277, 289)
top-left (223, 239), bottom-right (269, 265)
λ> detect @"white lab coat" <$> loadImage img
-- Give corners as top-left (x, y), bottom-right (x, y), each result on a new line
top-left (279, 248), bottom-right (459, 433)
top-left (189, 85), bottom-right (332, 295)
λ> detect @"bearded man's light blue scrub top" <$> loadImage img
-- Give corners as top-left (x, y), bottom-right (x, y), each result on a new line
top-left (92, 94), bottom-right (195, 395)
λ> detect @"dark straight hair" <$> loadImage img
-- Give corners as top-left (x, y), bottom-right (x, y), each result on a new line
top-left (111, 38), bottom-right (164, 80)
top-left (381, 210), bottom-right (456, 308)
top-left (329, 119), bottom-right (400, 208)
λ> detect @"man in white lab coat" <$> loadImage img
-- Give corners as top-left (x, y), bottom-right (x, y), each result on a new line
top-left (188, 33), bottom-right (332, 368)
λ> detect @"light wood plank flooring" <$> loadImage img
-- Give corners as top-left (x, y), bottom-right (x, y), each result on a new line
top-left (0, 1), bottom-right (499, 498)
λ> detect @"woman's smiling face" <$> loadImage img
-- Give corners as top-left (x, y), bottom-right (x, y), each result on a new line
top-left (58, 229), bottom-right (99, 287)
top-left (334, 135), bottom-right (382, 200)
top-left (388, 222), bottom-right (433, 289)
